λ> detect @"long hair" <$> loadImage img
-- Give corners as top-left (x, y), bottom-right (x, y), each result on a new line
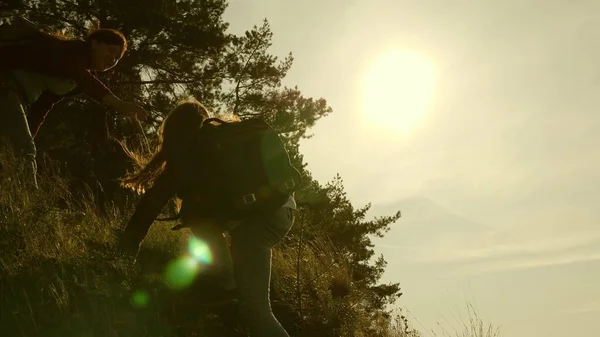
top-left (86, 28), bottom-right (127, 56)
top-left (120, 99), bottom-right (210, 194)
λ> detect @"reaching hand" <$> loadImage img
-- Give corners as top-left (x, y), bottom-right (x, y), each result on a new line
top-left (103, 94), bottom-right (149, 121)
top-left (117, 101), bottom-right (148, 121)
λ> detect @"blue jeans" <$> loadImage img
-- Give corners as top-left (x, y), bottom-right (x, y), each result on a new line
top-left (190, 206), bottom-right (295, 337)
top-left (0, 82), bottom-right (38, 189)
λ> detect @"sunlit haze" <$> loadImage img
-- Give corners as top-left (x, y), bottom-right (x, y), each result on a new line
top-left (224, 1), bottom-right (600, 337)
top-left (361, 50), bottom-right (436, 134)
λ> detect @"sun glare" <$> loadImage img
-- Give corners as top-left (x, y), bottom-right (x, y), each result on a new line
top-left (362, 50), bottom-right (436, 133)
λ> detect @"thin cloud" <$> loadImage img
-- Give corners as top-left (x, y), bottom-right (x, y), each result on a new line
top-left (562, 303), bottom-right (600, 315)
top-left (474, 252), bottom-right (600, 274)
top-left (373, 196), bottom-right (600, 269)
top-left (377, 231), bottom-right (600, 262)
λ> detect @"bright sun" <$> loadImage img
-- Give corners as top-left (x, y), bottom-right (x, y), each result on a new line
top-left (362, 50), bottom-right (436, 133)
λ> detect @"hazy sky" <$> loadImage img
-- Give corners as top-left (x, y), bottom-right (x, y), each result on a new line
top-left (224, 1), bottom-right (600, 336)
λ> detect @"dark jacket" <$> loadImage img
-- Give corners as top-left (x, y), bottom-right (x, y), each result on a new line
top-left (1, 36), bottom-right (115, 137)
top-left (123, 163), bottom-right (224, 244)
top-left (27, 89), bottom-right (81, 138)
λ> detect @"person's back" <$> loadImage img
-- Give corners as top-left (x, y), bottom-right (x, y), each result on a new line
top-left (0, 16), bottom-right (48, 47)
top-left (2, 35), bottom-right (94, 84)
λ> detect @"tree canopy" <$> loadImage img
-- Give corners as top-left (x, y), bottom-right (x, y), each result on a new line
top-left (1, 1), bottom-right (405, 334)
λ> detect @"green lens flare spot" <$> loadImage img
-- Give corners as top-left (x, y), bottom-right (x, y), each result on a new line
top-left (131, 290), bottom-right (150, 308)
top-left (164, 256), bottom-right (199, 289)
top-left (188, 236), bottom-right (213, 265)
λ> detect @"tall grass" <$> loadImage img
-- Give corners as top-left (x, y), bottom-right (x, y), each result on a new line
top-left (0, 145), bottom-right (499, 336)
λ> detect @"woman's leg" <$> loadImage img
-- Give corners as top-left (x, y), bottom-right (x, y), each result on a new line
top-left (0, 87), bottom-right (38, 188)
top-left (190, 220), bottom-right (235, 290)
top-left (229, 207), bottom-right (295, 337)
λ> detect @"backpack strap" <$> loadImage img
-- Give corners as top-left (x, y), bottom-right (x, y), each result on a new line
top-left (201, 117), bottom-right (228, 126)
top-left (233, 177), bottom-right (298, 207)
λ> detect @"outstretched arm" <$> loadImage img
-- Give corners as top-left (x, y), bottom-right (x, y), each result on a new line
top-left (69, 65), bottom-right (147, 120)
top-left (120, 174), bottom-right (178, 254)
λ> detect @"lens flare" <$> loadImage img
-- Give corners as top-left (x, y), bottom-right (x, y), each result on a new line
top-left (164, 256), bottom-right (199, 289)
top-left (163, 236), bottom-right (215, 290)
top-left (188, 236), bottom-right (213, 265)
top-left (131, 289), bottom-right (150, 308)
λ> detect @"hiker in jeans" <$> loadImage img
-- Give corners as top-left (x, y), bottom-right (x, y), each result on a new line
top-left (118, 100), bottom-right (296, 337)
top-left (0, 17), bottom-right (147, 188)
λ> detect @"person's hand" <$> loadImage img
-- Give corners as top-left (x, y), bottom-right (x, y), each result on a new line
top-left (113, 228), bottom-right (141, 264)
top-left (103, 94), bottom-right (149, 121)
top-left (116, 100), bottom-right (148, 121)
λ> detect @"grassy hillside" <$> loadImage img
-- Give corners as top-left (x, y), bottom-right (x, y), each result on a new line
top-left (1, 148), bottom-right (502, 337)
top-left (0, 148), bottom-right (420, 337)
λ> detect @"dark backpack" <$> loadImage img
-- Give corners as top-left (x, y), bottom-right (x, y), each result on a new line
top-left (174, 117), bottom-right (303, 222)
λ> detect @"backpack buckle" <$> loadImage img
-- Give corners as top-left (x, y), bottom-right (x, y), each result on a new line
top-left (284, 179), bottom-right (296, 190)
top-left (242, 193), bottom-right (257, 204)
